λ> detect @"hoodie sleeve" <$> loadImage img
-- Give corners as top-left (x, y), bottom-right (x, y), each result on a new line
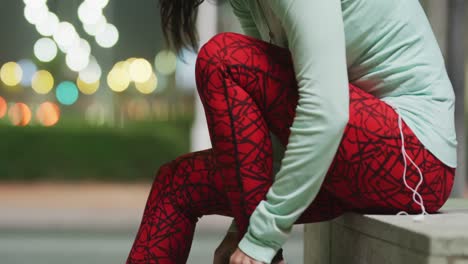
top-left (230, 0), bottom-right (262, 39)
top-left (231, 0), bottom-right (350, 263)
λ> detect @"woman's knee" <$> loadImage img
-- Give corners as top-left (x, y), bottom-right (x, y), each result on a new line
top-left (155, 154), bottom-right (190, 182)
top-left (195, 32), bottom-right (252, 91)
top-left (197, 32), bottom-right (250, 60)
top-left (153, 161), bottom-right (176, 187)
top-left (195, 33), bottom-right (232, 88)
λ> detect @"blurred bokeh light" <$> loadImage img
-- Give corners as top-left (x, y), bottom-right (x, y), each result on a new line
top-left (1, 62), bottom-right (23, 87)
top-left (83, 15), bottom-right (107, 36)
top-left (79, 56), bottom-right (102, 84)
top-left (154, 50), bottom-right (177, 75)
top-left (23, 0), bottom-right (47, 7)
top-left (0, 96), bottom-right (7, 118)
top-left (17, 59), bottom-right (37, 87)
top-left (32, 70), bottom-right (54, 94)
top-left (135, 73), bottom-right (158, 94)
top-left (78, 1), bottom-right (103, 25)
top-left (95, 23), bottom-right (119, 48)
top-left (53, 22), bottom-right (79, 52)
top-left (77, 77), bottom-right (100, 95)
top-left (34, 38), bottom-right (58, 62)
top-left (35, 12), bottom-right (59, 37)
top-left (64, 38), bottom-right (92, 72)
top-left (8, 102), bottom-right (31, 126)
top-left (129, 58), bottom-right (152, 83)
top-left (36, 101), bottom-right (60, 126)
top-left (23, 1), bottom-right (48, 25)
top-left (107, 63), bottom-right (130, 92)
top-left (56, 81), bottom-right (79, 105)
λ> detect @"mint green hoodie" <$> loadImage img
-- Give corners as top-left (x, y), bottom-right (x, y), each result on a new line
top-left (228, 0), bottom-right (457, 262)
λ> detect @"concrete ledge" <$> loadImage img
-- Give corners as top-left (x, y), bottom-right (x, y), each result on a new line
top-left (304, 199), bottom-right (468, 264)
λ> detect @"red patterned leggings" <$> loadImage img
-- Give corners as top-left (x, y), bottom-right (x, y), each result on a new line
top-left (126, 32), bottom-right (455, 264)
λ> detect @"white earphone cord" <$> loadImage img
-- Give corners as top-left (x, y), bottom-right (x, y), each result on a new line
top-left (393, 107), bottom-right (428, 221)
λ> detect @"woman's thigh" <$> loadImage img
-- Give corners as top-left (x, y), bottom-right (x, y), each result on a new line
top-left (197, 32), bottom-right (455, 219)
top-left (322, 84), bottom-right (456, 214)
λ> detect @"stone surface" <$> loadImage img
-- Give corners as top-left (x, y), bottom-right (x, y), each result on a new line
top-left (331, 222), bottom-right (449, 264)
top-left (304, 199), bottom-right (468, 264)
top-left (303, 221), bottom-right (330, 264)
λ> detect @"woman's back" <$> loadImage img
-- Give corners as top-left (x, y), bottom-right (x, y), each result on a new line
top-left (343, 0), bottom-right (456, 168)
top-left (231, 0), bottom-right (457, 168)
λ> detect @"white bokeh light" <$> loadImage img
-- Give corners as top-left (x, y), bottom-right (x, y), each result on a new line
top-left (35, 12), bottom-right (59, 37)
top-left (88, 0), bottom-right (109, 9)
top-left (68, 38), bottom-right (91, 56)
top-left (78, 1), bottom-right (103, 25)
top-left (83, 15), bottom-right (107, 36)
top-left (24, 4), bottom-right (48, 25)
top-left (53, 22), bottom-right (79, 52)
top-left (66, 49), bottom-right (90, 72)
top-left (57, 38), bottom-right (80, 54)
top-left (79, 56), bottom-right (102, 83)
top-left (34, 38), bottom-right (58, 62)
top-left (95, 23), bottom-right (119, 48)
top-left (23, 0), bottom-right (47, 7)
top-left (63, 38), bottom-right (91, 71)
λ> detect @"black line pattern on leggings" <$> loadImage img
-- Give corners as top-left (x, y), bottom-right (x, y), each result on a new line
top-left (126, 32), bottom-right (455, 264)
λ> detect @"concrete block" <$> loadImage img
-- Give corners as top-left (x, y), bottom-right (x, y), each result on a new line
top-left (303, 222), bottom-right (330, 264)
top-left (303, 199), bottom-right (468, 264)
top-left (331, 220), bottom-right (448, 264)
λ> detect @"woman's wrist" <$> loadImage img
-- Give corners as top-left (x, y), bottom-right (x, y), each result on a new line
top-left (227, 219), bottom-right (238, 233)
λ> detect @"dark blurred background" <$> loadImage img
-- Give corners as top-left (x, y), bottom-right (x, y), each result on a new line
top-left (0, 0), bottom-right (194, 182)
top-left (0, 0), bottom-right (465, 186)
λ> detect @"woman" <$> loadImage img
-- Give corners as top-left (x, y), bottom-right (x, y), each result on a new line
top-left (127, 0), bottom-right (457, 263)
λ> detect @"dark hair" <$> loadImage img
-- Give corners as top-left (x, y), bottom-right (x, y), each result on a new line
top-left (159, 0), bottom-right (205, 52)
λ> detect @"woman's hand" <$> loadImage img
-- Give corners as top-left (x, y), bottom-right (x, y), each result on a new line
top-left (215, 229), bottom-right (285, 264)
top-left (229, 248), bottom-right (265, 264)
top-left (214, 231), bottom-right (238, 264)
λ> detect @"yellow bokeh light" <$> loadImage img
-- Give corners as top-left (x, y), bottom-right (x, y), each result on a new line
top-left (114, 61), bottom-right (130, 72)
top-left (36, 101), bottom-right (60, 126)
top-left (135, 73), bottom-right (158, 94)
top-left (0, 96), bottom-right (7, 118)
top-left (77, 77), bottom-right (100, 95)
top-left (8, 102), bottom-right (31, 126)
top-left (154, 50), bottom-right (177, 75)
top-left (32, 70), bottom-right (54, 94)
top-left (129, 58), bottom-right (152, 83)
top-left (107, 68), bottom-right (130, 92)
top-left (1, 62), bottom-right (23, 86)
top-left (126, 57), bottom-right (137, 65)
